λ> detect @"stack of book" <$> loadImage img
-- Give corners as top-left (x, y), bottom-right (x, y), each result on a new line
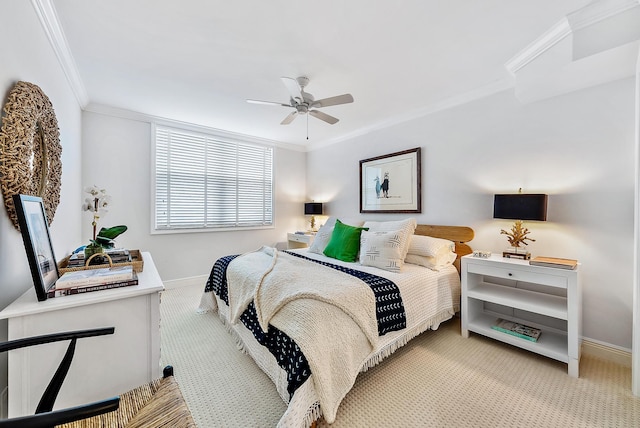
top-left (67, 248), bottom-right (132, 268)
top-left (529, 256), bottom-right (577, 270)
top-left (48, 265), bottom-right (138, 298)
top-left (491, 318), bottom-right (542, 342)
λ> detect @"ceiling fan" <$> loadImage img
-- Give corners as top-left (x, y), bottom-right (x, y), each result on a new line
top-left (247, 76), bottom-right (354, 125)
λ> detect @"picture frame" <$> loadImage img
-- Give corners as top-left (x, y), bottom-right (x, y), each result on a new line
top-left (12, 194), bottom-right (59, 301)
top-left (360, 147), bottom-right (422, 213)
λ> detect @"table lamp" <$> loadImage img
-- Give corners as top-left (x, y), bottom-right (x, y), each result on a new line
top-left (493, 192), bottom-right (547, 260)
top-left (304, 202), bottom-right (323, 232)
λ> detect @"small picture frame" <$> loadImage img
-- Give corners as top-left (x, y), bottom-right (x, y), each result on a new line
top-left (13, 194), bottom-right (59, 301)
top-left (360, 147), bottom-right (422, 213)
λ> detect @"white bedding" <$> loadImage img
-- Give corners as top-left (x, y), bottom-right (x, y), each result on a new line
top-left (198, 247), bottom-right (461, 427)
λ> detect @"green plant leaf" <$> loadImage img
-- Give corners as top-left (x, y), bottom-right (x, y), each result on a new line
top-left (97, 225), bottom-right (128, 240)
top-left (95, 236), bottom-right (115, 248)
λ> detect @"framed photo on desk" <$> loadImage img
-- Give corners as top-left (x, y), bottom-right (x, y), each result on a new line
top-left (13, 194), bottom-right (59, 301)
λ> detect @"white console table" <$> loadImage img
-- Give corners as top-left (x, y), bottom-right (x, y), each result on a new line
top-left (0, 251), bottom-right (164, 417)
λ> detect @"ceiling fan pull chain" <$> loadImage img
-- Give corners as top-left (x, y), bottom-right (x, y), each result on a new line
top-left (306, 114), bottom-right (309, 140)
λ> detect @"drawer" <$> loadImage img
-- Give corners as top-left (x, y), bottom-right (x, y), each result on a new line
top-left (466, 262), bottom-right (567, 288)
top-left (288, 233), bottom-right (311, 243)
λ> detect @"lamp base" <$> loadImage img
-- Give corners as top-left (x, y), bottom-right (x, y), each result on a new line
top-left (502, 248), bottom-right (531, 260)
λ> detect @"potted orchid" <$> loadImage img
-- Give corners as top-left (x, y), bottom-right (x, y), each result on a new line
top-left (83, 185), bottom-right (127, 260)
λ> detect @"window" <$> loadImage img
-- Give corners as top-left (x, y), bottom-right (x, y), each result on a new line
top-left (154, 125), bottom-right (273, 231)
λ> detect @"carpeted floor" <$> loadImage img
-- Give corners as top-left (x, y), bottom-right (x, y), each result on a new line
top-left (160, 284), bottom-right (640, 427)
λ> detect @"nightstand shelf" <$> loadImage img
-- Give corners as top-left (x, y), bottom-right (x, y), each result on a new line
top-left (467, 282), bottom-right (568, 320)
top-left (461, 254), bottom-right (581, 377)
top-left (465, 311), bottom-right (569, 363)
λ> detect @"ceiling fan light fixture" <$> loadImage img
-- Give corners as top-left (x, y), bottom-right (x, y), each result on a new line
top-left (247, 76), bottom-right (354, 127)
top-left (296, 76), bottom-right (310, 88)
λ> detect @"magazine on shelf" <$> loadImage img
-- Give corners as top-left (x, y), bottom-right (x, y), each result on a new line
top-left (55, 265), bottom-right (134, 289)
top-left (529, 256), bottom-right (577, 270)
top-left (491, 318), bottom-right (541, 342)
top-left (48, 273), bottom-right (138, 298)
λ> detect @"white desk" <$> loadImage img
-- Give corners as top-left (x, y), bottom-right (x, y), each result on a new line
top-left (0, 251), bottom-right (164, 417)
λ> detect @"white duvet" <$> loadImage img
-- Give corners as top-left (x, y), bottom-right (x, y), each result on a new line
top-left (199, 248), bottom-right (461, 427)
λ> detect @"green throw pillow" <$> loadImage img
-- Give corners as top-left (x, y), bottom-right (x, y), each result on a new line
top-left (323, 219), bottom-right (368, 262)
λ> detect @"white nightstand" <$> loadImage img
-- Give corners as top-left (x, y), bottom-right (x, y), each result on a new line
top-left (461, 254), bottom-right (581, 377)
top-left (287, 233), bottom-right (315, 249)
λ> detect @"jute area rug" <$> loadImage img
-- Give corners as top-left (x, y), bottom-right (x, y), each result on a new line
top-left (160, 284), bottom-right (640, 427)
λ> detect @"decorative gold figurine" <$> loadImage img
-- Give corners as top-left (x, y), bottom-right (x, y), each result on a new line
top-left (500, 220), bottom-right (535, 259)
top-left (501, 220), bottom-right (535, 248)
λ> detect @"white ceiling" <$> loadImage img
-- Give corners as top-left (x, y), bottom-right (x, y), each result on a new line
top-left (51, 0), bottom-right (589, 148)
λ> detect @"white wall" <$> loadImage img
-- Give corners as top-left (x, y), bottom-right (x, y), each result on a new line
top-left (308, 78), bottom-right (636, 350)
top-left (0, 0), bottom-right (82, 399)
top-left (81, 111), bottom-right (307, 281)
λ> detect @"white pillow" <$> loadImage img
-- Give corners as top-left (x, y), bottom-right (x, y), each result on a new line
top-left (359, 230), bottom-right (404, 272)
top-left (404, 251), bottom-right (456, 271)
top-left (308, 216), bottom-right (364, 255)
top-left (407, 234), bottom-right (455, 257)
top-left (362, 218), bottom-right (417, 260)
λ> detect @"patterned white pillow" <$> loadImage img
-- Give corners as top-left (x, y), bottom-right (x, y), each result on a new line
top-left (407, 234), bottom-right (455, 257)
top-left (362, 218), bottom-right (417, 260)
top-left (308, 216), bottom-right (364, 255)
top-left (359, 230), bottom-right (405, 272)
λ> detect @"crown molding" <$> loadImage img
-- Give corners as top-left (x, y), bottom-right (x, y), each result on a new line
top-left (505, 18), bottom-right (572, 75)
top-left (84, 103), bottom-right (307, 152)
top-left (308, 77), bottom-right (514, 152)
top-left (506, 0), bottom-right (640, 75)
top-left (31, 0), bottom-right (89, 107)
top-left (567, 0), bottom-right (640, 31)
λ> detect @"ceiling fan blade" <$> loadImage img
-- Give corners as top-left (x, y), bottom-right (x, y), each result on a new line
top-left (309, 110), bottom-right (339, 125)
top-left (247, 99), bottom-right (291, 107)
top-left (311, 93), bottom-right (354, 108)
top-left (280, 111), bottom-right (298, 125)
top-left (281, 77), bottom-right (303, 103)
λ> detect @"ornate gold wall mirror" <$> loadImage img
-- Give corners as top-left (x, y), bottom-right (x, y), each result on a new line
top-left (0, 81), bottom-right (62, 229)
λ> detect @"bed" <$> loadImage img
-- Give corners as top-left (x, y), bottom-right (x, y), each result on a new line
top-left (198, 219), bottom-right (474, 427)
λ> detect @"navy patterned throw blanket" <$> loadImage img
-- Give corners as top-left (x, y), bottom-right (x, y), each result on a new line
top-left (204, 251), bottom-right (406, 396)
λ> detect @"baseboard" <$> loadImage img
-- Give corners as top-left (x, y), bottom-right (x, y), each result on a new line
top-left (163, 275), bottom-right (208, 290)
top-left (582, 338), bottom-right (632, 368)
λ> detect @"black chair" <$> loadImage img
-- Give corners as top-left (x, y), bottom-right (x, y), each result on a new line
top-left (0, 327), bottom-right (120, 428)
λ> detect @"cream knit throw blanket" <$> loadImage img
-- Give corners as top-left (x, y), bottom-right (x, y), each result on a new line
top-left (225, 246), bottom-right (380, 422)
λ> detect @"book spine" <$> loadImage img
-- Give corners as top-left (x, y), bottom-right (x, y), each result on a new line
top-left (491, 325), bottom-right (538, 342)
top-left (48, 279), bottom-right (138, 297)
top-left (56, 272), bottom-right (133, 288)
top-left (530, 262), bottom-right (573, 269)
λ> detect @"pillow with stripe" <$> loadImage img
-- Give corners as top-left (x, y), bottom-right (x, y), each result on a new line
top-left (359, 229), bottom-right (405, 272)
top-left (362, 218), bottom-right (417, 261)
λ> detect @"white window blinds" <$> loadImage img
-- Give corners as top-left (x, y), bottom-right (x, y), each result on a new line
top-left (154, 126), bottom-right (273, 231)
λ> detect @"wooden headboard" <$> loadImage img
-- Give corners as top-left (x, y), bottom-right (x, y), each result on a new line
top-left (414, 224), bottom-right (474, 273)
